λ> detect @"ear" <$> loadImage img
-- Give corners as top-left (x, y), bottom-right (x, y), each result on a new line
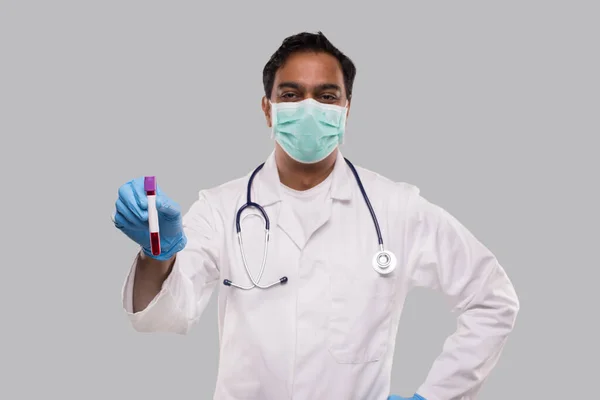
top-left (345, 98), bottom-right (351, 120)
top-left (261, 96), bottom-right (272, 127)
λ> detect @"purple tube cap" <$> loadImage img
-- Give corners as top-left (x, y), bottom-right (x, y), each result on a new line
top-left (144, 176), bottom-right (156, 191)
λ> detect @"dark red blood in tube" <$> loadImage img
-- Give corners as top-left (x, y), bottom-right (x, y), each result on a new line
top-left (150, 232), bottom-right (161, 255)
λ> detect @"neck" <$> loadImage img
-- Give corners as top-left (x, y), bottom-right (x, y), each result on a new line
top-left (275, 144), bottom-right (337, 191)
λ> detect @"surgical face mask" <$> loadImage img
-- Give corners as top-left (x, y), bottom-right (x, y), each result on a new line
top-left (270, 98), bottom-right (348, 164)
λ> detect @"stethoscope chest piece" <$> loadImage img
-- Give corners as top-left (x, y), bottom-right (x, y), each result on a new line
top-left (372, 250), bottom-right (397, 275)
top-left (225, 157), bottom-right (398, 290)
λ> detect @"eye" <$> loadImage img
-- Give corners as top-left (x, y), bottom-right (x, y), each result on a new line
top-left (320, 93), bottom-right (338, 102)
top-left (280, 92), bottom-right (299, 100)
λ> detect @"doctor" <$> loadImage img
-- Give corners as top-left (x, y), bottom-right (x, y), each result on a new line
top-left (113, 31), bottom-right (519, 400)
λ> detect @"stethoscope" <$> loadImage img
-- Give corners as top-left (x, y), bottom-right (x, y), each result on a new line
top-left (223, 157), bottom-right (397, 290)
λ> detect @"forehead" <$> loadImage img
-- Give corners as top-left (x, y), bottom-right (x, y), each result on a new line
top-left (274, 51), bottom-right (345, 87)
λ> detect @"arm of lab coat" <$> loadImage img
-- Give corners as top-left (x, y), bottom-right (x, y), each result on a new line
top-left (407, 195), bottom-right (520, 400)
top-left (121, 191), bottom-right (221, 335)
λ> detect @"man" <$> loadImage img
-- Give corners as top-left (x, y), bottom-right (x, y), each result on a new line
top-left (113, 31), bottom-right (519, 400)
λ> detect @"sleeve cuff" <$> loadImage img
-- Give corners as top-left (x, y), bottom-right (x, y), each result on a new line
top-left (120, 252), bottom-right (189, 334)
top-left (414, 387), bottom-right (442, 400)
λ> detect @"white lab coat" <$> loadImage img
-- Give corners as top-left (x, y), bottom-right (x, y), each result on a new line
top-left (121, 150), bottom-right (519, 400)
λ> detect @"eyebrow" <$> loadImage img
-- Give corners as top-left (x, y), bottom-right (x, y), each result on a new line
top-left (316, 83), bottom-right (342, 92)
top-left (277, 81), bottom-right (342, 92)
top-left (277, 82), bottom-right (302, 91)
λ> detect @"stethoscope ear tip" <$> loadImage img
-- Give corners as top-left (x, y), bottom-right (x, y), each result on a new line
top-left (223, 279), bottom-right (232, 286)
top-left (279, 277), bottom-right (288, 284)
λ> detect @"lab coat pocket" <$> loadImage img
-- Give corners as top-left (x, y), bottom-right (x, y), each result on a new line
top-left (327, 269), bottom-right (396, 364)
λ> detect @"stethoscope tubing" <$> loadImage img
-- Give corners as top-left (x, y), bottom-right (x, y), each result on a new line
top-left (224, 157), bottom-right (392, 289)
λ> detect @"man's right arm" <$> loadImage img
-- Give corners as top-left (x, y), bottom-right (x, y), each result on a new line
top-left (117, 187), bottom-right (222, 335)
top-left (131, 253), bottom-right (175, 313)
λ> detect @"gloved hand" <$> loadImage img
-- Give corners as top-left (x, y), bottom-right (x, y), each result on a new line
top-left (113, 177), bottom-right (187, 261)
top-left (387, 394), bottom-right (426, 400)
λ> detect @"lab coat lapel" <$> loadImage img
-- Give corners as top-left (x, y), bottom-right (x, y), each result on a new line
top-left (254, 151), bottom-right (306, 250)
top-left (253, 149), bottom-right (353, 251)
top-left (305, 150), bottom-right (353, 240)
top-left (276, 201), bottom-right (306, 250)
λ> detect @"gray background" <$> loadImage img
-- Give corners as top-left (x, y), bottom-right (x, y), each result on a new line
top-left (1, 1), bottom-right (598, 399)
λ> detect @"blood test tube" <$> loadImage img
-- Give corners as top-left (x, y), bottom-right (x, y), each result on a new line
top-left (144, 176), bottom-right (161, 256)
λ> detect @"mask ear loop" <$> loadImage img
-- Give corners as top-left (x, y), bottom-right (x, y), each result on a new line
top-left (339, 99), bottom-right (349, 145)
top-left (269, 100), bottom-right (276, 139)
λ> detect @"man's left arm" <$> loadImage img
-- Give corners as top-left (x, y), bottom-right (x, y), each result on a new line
top-left (406, 194), bottom-right (520, 400)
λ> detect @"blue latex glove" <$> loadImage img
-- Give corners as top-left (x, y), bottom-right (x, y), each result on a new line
top-left (113, 177), bottom-right (187, 261)
top-left (387, 394), bottom-right (426, 400)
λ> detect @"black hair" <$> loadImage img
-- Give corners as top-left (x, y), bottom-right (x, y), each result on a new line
top-left (262, 31), bottom-right (357, 101)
